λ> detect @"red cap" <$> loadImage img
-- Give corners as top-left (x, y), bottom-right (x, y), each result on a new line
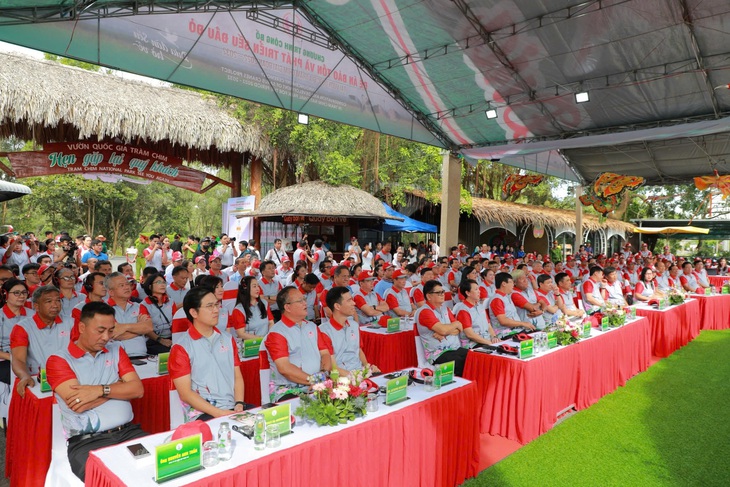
top-left (426, 261), bottom-right (436, 268)
top-left (252, 260), bottom-right (261, 269)
top-left (357, 271), bottom-right (375, 282)
top-left (329, 266), bottom-right (337, 277)
top-left (208, 255), bottom-right (221, 264)
top-left (566, 255), bottom-right (574, 261)
top-left (38, 264), bottom-right (53, 276)
top-left (171, 420), bottom-right (213, 443)
top-left (281, 255), bottom-right (291, 262)
top-left (195, 256), bottom-right (206, 264)
top-left (382, 262), bottom-right (392, 270)
top-left (392, 269), bottom-right (406, 279)
top-left (172, 251), bottom-right (183, 261)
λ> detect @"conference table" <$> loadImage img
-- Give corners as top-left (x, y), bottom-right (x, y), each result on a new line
top-left (86, 375), bottom-right (481, 487)
top-left (634, 299), bottom-right (701, 357)
top-left (359, 323), bottom-right (418, 373)
top-left (463, 316), bottom-right (652, 444)
top-left (691, 292), bottom-right (730, 330)
top-left (5, 360), bottom-right (172, 487)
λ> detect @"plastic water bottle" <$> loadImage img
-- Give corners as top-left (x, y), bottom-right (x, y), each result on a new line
top-left (253, 413), bottom-right (266, 451)
top-left (217, 422), bottom-right (233, 461)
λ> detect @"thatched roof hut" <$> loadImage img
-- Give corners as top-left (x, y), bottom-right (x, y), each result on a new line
top-left (242, 181), bottom-right (401, 220)
top-left (406, 190), bottom-right (634, 233)
top-left (0, 52), bottom-right (269, 167)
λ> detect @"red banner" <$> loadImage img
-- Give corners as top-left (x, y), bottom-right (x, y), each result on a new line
top-left (8, 142), bottom-right (208, 192)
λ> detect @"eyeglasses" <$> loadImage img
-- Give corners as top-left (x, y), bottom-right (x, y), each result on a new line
top-left (9, 290), bottom-right (28, 296)
top-left (153, 280), bottom-right (166, 285)
top-left (286, 298), bottom-right (307, 305)
top-left (428, 290), bottom-right (446, 295)
top-left (199, 302), bottom-right (219, 310)
top-left (59, 276), bottom-right (76, 281)
top-left (25, 271), bottom-right (38, 276)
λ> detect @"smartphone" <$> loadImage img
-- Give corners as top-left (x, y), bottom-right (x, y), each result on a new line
top-left (126, 443), bottom-right (150, 459)
top-left (260, 403), bottom-right (277, 409)
top-left (130, 359), bottom-right (147, 366)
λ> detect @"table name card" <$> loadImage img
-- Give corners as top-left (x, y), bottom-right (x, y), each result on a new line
top-left (518, 340), bottom-right (534, 359)
top-left (600, 316), bottom-right (609, 331)
top-left (387, 318), bottom-right (400, 334)
top-left (722, 285), bottom-right (729, 295)
top-left (243, 338), bottom-right (263, 358)
top-left (157, 352), bottom-right (169, 375)
top-left (582, 320), bottom-right (592, 338)
top-left (155, 434), bottom-right (202, 483)
top-left (434, 361), bottom-right (455, 386)
top-left (385, 375), bottom-right (409, 406)
top-left (262, 403), bottom-right (292, 436)
top-left (705, 287), bottom-right (712, 296)
top-left (39, 368), bottom-right (51, 393)
top-left (547, 331), bottom-right (558, 348)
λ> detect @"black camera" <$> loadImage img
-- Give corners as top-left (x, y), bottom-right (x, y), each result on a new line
top-left (230, 237), bottom-right (236, 242)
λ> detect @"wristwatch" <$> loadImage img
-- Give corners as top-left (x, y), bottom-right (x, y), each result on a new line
top-left (102, 384), bottom-right (111, 398)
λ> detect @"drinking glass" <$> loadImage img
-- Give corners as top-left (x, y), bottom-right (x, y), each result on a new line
top-left (423, 376), bottom-right (435, 392)
top-left (265, 424), bottom-right (281, 448)
top-left (202, 441), bottom-right (219, 467)
top-left (366, 393), bottom-right (379, 412)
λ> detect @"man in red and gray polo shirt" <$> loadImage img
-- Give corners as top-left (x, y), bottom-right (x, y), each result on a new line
top-left (46, 302), bottom-right (147, 481)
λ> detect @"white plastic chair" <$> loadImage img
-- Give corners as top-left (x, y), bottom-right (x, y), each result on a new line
top-left (45, 401), bottom-right (83, 487)
top-left (169, 388), bottom-right (185, 428)
top-left (414, 336), bottom-right (433, 371)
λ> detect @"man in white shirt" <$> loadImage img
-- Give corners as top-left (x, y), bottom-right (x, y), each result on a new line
top-left (216, 234), bottom-right (237, 269)
top-left (264, 238), bottom-right (288, 268)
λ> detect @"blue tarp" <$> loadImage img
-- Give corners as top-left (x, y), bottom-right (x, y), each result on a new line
top-left (382, 203), bottom-right (437, 233)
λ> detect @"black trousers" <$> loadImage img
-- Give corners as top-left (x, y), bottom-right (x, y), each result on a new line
top-left (146, 338), bottom-right (171, 356)
top-left (68, 423), bottom-right (148, 481)
top-left (433, 348), bottom-right (469, 377)
top-left (0, 360), bottom-right (9, 385)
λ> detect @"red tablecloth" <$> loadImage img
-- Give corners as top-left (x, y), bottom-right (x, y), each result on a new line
top-left (360, 328), bottom-right (417, 373)
top-left (635, 300), bottom-right (701, 357)
top-left (239, 357), bottom-right (262, 406)
top-left (708, 275), bottom-right (728, 289)
top-left (691, 293), bottom-right (730, 330)
top-left (5, 375), bottom-right (171, 487)
top-left (463, 317), bottom-right (651, 444)
top-left (86, 382), bottom-right (481, 487)
top-left (574, 317), bottom-right (652, 409)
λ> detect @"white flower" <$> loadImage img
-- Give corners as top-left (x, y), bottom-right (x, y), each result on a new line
top-left (333, 389), bottom-right (348, 400)
top-left (312, 382), bottom-right (326, 392)
top-left (337, 377), bottom-right (350, 387)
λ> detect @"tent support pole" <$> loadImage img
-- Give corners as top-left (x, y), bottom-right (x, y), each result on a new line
top-left (575, 185), bottom-right (583, 254)
top-left (440, 151), bottom-right (461, 251)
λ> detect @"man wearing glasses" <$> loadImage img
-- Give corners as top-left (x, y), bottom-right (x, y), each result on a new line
top-left (169, 287), bottom-right (245, 421)
top-left (414, 280), bottom-right (469, 376)
top-left (10, 285), bottom-right (73, 397)
top-left (263, 286), bottom-right (332, 402)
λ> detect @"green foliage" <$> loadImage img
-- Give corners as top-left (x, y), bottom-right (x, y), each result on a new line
top-left (43, 54), bottom-right (105, 73)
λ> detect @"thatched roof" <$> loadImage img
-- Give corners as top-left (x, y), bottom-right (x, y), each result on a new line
top-left (243, 181), bottom-right (401, 220)
top-left (407, 190), bottom-right (634, 233)
top-left (0, 53), bottom-right (269, 167)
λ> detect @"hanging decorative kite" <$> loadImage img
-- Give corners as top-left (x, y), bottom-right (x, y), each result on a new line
top-left (580, 172), bottom-right (645, 217)
top-left (501, 174), bottom-right (544, 199)
top-left (694, 170), bottom-right (730, 200)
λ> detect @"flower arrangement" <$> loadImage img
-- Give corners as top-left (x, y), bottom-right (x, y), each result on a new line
top-left (295, 363), bottom-right (371, 427)
top-left (552, 317), bottom-right (582, 345)
top-left (605, 306), bottom-right (626, 328)
top-left (667, 289), bottom-right (686, 305)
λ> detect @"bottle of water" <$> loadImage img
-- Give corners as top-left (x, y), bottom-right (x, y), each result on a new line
top-left (253, 413), bottom-right (266, 451)
top-left (217, 422), bottom-right (233, 461)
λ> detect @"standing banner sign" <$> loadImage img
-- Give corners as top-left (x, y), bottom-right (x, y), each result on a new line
top-left (8, 142), bottom-right (208, 192)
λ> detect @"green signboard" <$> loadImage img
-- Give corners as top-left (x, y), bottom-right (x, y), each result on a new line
top-left (262, 403), bottom-right (292, 436)
top-left (386, 318), bottom-right (401, 333)
top-left (600, 316), bottom-right (609, 331)
top-left (705, 287), bottom-right (712, 295)
top-left (39, 368), bottom-right (51, 393)
top-left (243, 338), bottom-right (263, 358)
top-left (385, 375), bottom-right (409, 406)
top-left (547, 331), bottom-right (558, 349)
top-left (582, 320), bottom-right (592, 338)
top-left (434, 360), bottom-right (455, 386)
top-left (155, 434), bottom-right (202, 483)
top-left (722, 285), bottom-right (729, 295)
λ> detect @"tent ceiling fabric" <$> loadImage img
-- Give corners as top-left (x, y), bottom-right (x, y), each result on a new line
top-left (1, 1), bottom-right (730, 184)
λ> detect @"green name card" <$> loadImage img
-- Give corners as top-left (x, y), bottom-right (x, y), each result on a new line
top-left (385, 375), bottom-right (409, 406)
top-left (243, 337), bottom-right (263, 358)
top-left (518, 340), bottom-right (534, 359)
top-left (582, 320), bottom-right (591, 338)
top-left (600, 316), bottom-right (609, 331)
top-left (39, 368), bottom-right (51, 393)
top-left (157, 352), bottom-right (169, 375)
top-left (262, 402), bottom-right (292, 436)
top-left (155, 434), bottom-right (202, 482)
top-left (722, 285), bottom-right (729, 295)
top-left (386, 318), bottom-right (401, 333)
top-left (434, 360), bottom-right (455, 386)
top-left (705, 287), bottom-right (712, 295)
top-left (547, 331), bottom-right (558, 349)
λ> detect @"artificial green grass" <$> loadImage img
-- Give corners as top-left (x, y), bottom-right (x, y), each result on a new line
top-left (464, 330), bottom-right (730, 487)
